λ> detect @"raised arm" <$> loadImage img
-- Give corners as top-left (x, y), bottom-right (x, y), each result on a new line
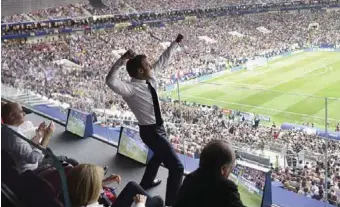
top-left (106, 50), bottom-right (136, 97)
top-left (152, 34), bottom-right (183, 72)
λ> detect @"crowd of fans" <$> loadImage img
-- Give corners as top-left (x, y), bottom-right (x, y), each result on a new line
top-left (27, 3), bottom-right (90, 20)
top-left (271, 156), bottom-right (340, 205)
top-left (2, 0), bottom-right (338, 23)
top-left (2, 2), bottom-right (340, 206)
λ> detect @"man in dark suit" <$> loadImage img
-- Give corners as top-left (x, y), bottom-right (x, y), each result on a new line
top-left (174, 140), bottom-right (245, 207)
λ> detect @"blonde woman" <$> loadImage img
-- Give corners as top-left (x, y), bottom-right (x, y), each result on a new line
top-left (67, 164), bottom-right (164, 207)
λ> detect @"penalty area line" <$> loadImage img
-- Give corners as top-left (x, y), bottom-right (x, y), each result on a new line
top-left (181, 94), bottom-right (338, 121)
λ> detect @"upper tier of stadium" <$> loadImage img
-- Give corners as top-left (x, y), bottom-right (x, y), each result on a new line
top-left (1, 0), bottom-right (339, 22)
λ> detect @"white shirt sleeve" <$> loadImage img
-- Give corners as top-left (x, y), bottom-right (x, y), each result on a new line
top-left (152, 41), bottom-right (178, 73)
top-left (106, 57), bottom-right (135, 97)
top-left (16, 138), bottom-right (44, 164)
top-left (133, 203), bottom-right (146, 207)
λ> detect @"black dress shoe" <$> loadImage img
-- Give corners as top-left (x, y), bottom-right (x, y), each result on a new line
top-left (144, 179), bottom-right (162, 190)
top-left (151, 179), bottom-right (162, 187)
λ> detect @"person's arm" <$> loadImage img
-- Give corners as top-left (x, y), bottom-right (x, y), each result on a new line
top-left (152, 34), bottom-right (183, 73)
top-left (106, 50), bottom-right (136, 97)
top-left (102, 174), bottom-right (121, 185)
top-left (15, 138), bottom-right (44, 164)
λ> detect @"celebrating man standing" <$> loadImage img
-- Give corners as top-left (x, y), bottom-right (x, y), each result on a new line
top-left (106, 34), bottom-right (184, 206)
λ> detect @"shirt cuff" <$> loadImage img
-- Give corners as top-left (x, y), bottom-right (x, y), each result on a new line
top-left (171, 41), bottom-right (179, 46)
top-left (135, 203), bottom-right (146, 207)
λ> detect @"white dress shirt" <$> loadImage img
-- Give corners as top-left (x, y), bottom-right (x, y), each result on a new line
top-left (106, 41), bottom-right (178, 125)
top-left (2, 124), bottom-right (44, 172)
top-left (19, 120), bottom-right (38, 140)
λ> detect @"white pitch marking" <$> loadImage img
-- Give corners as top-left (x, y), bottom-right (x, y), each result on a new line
top-left (181, 94), bottom-right (339, 122)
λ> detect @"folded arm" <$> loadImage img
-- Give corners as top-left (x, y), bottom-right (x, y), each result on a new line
top-left (152, 41), bottom-right (179, 73)
top-left (106, 57), bottom-right (135, 97)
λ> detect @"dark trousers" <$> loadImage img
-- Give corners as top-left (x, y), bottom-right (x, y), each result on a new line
top-left (139, 124), bottom-right (184, 206)
top-left (36, 148), bottom-right (79, 173)
top-left (113, 181), bottom-right (163, 207)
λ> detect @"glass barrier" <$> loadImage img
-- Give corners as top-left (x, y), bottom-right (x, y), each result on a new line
top-left (92, 73), bottom-right (131, 145)
top-left (90, 75), bottom-right (109, 143)
top-left (1, 125), bottom-right (71, 207)
top-left (159, 77), bottom-right (187, 170)
top-left (1, 83), bottom-right (27, 104)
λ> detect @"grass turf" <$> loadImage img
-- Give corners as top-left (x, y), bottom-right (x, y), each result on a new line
top-left (163, 52), bottom-right (340, 128)
top-left (229, 176), bottom-right (262, 207)
top-left (237, 183), bottom-right (262, 207)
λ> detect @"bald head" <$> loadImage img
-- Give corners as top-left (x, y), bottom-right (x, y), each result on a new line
top-left (199, 140), bottom-right (235, 178)
top-left (1, 102), bottom-right (25, 126)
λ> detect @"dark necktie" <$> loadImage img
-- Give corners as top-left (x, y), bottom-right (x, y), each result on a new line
top-left (146, 81), bottom-right (163, 126)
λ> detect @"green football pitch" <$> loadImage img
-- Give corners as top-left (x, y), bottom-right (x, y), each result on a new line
top-left (229, 176), bottom-right (262, 207)
top-left (163, 51), bottom-right (340, 128)
top-left (238, 183), bottom-right (262, 207)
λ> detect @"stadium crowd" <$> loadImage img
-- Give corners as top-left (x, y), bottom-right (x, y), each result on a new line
top-left (271, 154), bottom-right (340, 205)
top-left (1, 0), bottom-right (337, 21)
top-left (2, 1), bottom-right (340, 206)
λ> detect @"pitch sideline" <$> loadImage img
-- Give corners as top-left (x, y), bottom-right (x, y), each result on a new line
top-left (180, 94), bottom-right (338, 122)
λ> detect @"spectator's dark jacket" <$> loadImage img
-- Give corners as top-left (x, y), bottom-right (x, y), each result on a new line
top-left (174, 168), bottom-right (246, 207)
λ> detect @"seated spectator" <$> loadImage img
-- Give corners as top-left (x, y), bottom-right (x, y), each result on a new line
top-left (2, 102), bottom-right (79, 172)
top-left (174, 140), bottom-right (245, 207)
top-left (67, 164), bottom-right (164, 207)
top-left (297, 160), bottom-right (304, 170)
top-left (312, 189), bottom-right (324, 201)
top-left (1, 102), bottom-right (55, 172)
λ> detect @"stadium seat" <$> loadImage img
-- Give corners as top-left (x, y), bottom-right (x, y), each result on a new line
top-left (2, 149), bottom-right (64, 207)
top-left (1, 183), bottom-right (26, 207)
top-left (19, 170), bottom-right (64, 207)
top-left (1, 149), bottom-right (16, 169)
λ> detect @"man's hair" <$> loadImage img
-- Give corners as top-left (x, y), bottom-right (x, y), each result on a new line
top-left (199, 140), bottom-right (235, 172)
top-left (126, 54), bottom-right (146, 78)
top-left (1, 102), bottom-right (17, 124)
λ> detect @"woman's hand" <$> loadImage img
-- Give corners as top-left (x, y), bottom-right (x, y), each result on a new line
top-left (134, 194), bottom-right (147, 205)
top-left (103, 174), bottom-right (121, 184)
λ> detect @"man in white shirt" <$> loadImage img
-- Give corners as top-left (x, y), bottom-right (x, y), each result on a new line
top-left (1, 102), bottom-right (55, 172)
top-left (106, 34), bottom-right (184, 206)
